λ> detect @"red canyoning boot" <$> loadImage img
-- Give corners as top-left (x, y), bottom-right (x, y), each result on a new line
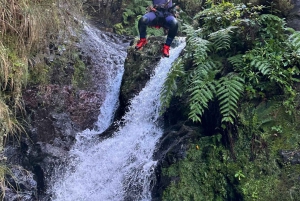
top-left (162, 44), bottom-right (170, 57)
top-left (135, 38), bottom-right (147, 50)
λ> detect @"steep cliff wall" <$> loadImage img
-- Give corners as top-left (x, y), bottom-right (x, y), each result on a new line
top-left (287, 0), bottom-right (300, 30)
top-left (83, 0), bottom-right (124, 30)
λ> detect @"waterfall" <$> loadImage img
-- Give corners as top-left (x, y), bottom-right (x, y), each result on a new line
top-left (79, 23), bottom-right (128, 136)
top-left (51, 25), bottom-right (185, 200)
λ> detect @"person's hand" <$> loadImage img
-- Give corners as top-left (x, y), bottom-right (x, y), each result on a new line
top-left (148, 6), bottom-right (157, 12)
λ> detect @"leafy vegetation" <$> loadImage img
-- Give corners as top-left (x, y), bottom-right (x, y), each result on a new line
top-left (163, 101), bottom-right (300, 201)
top-left (160, 0), bottom-right (300, 200)
top-left (161, 1), bottom-right (300, 127)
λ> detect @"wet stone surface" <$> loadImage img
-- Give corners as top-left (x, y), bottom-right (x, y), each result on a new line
top-left (280, 150), bottom-right (300, 165)
top-left (287, 0), bottom-right (300, 30)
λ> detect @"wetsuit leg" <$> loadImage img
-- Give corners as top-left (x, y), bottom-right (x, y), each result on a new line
top-left (164, 15), bottom-right (178, 46)
top-left (138, 12), bottom-right (157, 38)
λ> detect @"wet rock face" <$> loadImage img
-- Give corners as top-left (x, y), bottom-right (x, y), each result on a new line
top-left (23, 85), bottom-right (103, 132)
top-left (4, 99), bottom-right (77, 200)
top-left (19, 84), bottom-right (102, 196)
top-left (4, 165), bottom-right (37, 201)
top-left (287, 0), bottom-right (300, 30)
top-left (280, 150), bottom-right (300, 165)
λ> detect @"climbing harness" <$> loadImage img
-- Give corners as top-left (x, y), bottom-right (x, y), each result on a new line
top-left (147, 0), bottom-right (179, 31)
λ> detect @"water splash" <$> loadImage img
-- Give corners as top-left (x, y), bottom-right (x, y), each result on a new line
top-left (52, 37), bottom-right (185, 200)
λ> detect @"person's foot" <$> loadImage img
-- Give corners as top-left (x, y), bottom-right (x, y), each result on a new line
top-left (162, 44), bottom-right (170, 57)
top-left (135, 38), bottom-right (147, 50)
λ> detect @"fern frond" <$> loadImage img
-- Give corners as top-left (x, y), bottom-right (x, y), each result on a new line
top-left (250, 58), bottom-right (271, 75)
top-left (186, 60), bottom-right (219, 94)
top-left (216, 73), bottom-right (244, 124)
top-left (289, 31), bottom-right (300, 50)
top-left (122, 8), bottom-right (136, 25)
top-left (259, 14), bottom-right (282, 23)
top-left (133, 6), bottom-right (147, 14)
top-left (183, 24), bottom-right (203, 38)
top-left (124, 8), bottom-right (135, 16)
top-left (188, 81), bottom-right (216, 122)
top-left (187, 59), bottom-right (219, 123)
top-left (187, 36), bottom-right (210, 63)
top-left (228, 54), bottom-right (243, 70)
top-left (183, 24), bottom-right (211, 62)
top-left (160, 58), bottom-right (185, 112)
top-left (208, 26), bottom-right (237, 51)
top-left (194, 60), bottom-right (217, 72)
top-left (285, 27), bottom-right (295, 34)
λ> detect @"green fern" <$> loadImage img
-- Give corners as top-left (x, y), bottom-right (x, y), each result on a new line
top-left (208, 26), bottom-right (237, 52)
top-left (183, 24), bottom-right (202, 38)
top-left (228, 54), bottom-right (243, 70)
top-left (119, 0), bottom-right (151, 32)
top-left (186, 60), bottom-right (219, 87)
top-left (289, 31), bottom-right (300, 50)
top-left (184, 24), bottom-right (210, 62)
top-left (147, 27), bottom-right (165, 36)
top-left (188, 79), bottom-right (216, 122)
top-left (194, 60), bottom-right (217, 72)
top-left (250, 58), bottom-right (271, 75)
top-left (132, 6), bottom-right (147, 15)
top-left (259, 14), bottom-right (283, 24)
top-left (132, 16), bottom-right (141, 36)
top-left (190, 37), bottom-right (210, 62)
top-left (160, 58), bottom-right (185, 112)
top-left (187, 60), bottom-right (218, 122)
top-left (216, 73), bottom-right (244, 124)
top-left (113, 23), bottom-right (125, 35)
top-left (160, 1), bottom-right (299, 128)
top-left (123, 8), bottom-right (135, 25)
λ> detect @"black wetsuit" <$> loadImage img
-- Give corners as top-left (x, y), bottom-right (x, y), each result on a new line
top-left (138, 0), bottom-right (178, 46)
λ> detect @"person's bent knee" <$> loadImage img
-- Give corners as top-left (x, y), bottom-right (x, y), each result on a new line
top-left (139, 16), bottom-right (149, 26)
top-left (169, 18), bottom-right (178, 30)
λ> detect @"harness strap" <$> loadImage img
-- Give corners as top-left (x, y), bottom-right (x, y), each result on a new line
top-left (163, 0), bottom-right (172, 9)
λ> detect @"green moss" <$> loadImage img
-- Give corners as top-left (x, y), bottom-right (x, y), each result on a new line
top-left (72, 53), bottom-right (87, 88)
top-left (28, 62), bottom-right (50, 85)
top-left (233, 100), bottom-right (300, 200)
top-left (163, 135), bottom-right (232, 201)
top-left (40, 47), bottom-right (89, 88)
top-left (120, 37), bottom-right (164, 106)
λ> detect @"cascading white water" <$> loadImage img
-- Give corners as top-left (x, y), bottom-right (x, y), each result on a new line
top-left (52, 28), bottom-right (185, 200)
top-left (79, 23), bottom-right (128, 136)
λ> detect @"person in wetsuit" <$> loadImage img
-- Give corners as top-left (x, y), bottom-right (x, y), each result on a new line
top-left (135, 0), bottom-right (179, 57)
